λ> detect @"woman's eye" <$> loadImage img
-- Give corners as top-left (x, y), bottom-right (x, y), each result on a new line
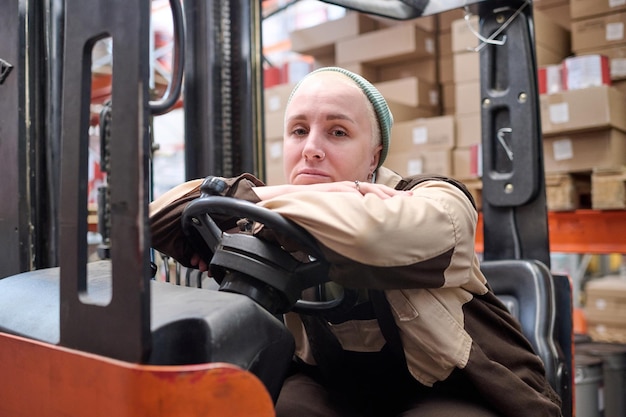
top-left (332, 129), bottom-right (347, 137)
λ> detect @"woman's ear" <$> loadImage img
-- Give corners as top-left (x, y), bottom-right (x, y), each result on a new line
top-left (370, 144), bottom-right (383, 173)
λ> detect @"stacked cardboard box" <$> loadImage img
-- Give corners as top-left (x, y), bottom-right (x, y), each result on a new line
top-left (571, 0), bottom-right (626, 81)
top-left (263, 83), bottom-right (294, 185)
top-left (274, 11), bottom-right (442, 179)
top-left (584, 275), bottom-right (626, 343)
top-left (449, 9), bottom-right (571, 182)
top-left (541, 85), bottom-right (626, 173)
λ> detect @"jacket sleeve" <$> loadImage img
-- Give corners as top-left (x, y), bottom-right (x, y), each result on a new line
top-left (257, 179), bottom-right (478, 290)
top-left (149, 174), bottom-right (264, 267)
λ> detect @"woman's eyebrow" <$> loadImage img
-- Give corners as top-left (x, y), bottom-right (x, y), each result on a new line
top-left (326, 113), bottom-right (355, 124)
top-left (286, 114), bottom-right (306, 123)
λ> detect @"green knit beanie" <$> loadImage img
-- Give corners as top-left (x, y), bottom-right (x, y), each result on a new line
top-left (287, 67), bottom-right (393, 168)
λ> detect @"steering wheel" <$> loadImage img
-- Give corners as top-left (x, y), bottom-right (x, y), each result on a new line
top-left (181, 195), bottom-right (358, 316)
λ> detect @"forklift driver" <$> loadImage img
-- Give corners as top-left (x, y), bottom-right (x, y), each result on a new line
top-left (149, 67), bottom-right (562, 417)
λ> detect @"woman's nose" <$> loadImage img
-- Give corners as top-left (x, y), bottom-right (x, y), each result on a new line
top-left (302, 136), bottom-right (325, 161)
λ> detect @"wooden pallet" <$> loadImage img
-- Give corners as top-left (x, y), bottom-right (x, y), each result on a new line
top-left (545, 172), bottom-right (592, 212)
top-left (592, 167), bottom-right (626, 210)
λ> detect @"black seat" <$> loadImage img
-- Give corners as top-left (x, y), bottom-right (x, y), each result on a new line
top-left (481, 259), bottom-right (573, 417)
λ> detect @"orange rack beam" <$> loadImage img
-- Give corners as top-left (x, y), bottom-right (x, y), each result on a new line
top-left (476, 210), bottom-right (626, 255)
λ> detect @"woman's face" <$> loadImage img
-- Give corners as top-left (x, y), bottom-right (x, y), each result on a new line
top-left (282, 72), bottom-right (382, 185)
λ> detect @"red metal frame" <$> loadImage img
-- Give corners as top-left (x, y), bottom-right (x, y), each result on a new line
top-left (0, 332), bottom-right (275, 417)
top-left (476, 210), bottom-right (626, 255)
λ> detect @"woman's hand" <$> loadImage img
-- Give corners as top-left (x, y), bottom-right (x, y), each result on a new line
top-left (190, 253), bottom-right (209, 272)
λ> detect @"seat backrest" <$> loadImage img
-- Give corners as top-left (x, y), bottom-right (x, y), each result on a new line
top-left (481, 259), bottom-right (572, 417)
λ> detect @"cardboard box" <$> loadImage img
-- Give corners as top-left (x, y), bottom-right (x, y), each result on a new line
top-left (535, 3), bottom-right (571, 31)
top-left (344, 58), bottom-right (438, 85)
top-left (572, 12), bottom-right (626, 53)
top-left (441, 82), bottom-right (455, 114)
top-left (439, 55), bottom-right (454, 84)
top-left (571, 0), bottom-right (626, 20)
top-left (451, 15), bottom-right (480, 54)
top-left (543, 128), bottom-right (626, 173)
top-left (373, 15), bottom-right (436, 33)
top-left (385, 148), bottom-right (452, 177)
top-left (538, 64), bottom-right (564, 95)
top-left (540, 86), bottom-right (626, 134)
top-left (387, 101), bottom-right (438, 123)
top-left (584, 275), bottom-right (626, 344)
top-left (452, 10), bottom-right (570, 60)
top-left (391, 115), bottom-right (455, 150)
top-left (452, 145), bottom-right (482, 180)
top-left (445, 13), bottom-right (569, 68)
top-left (335, 24), bottom-right (435, 65)
top-left (438, 8), bottom-right (465, 33)
top-left (580, 45), bottom-right (626, 80)
top-left (264, 83), bottom-right (296, 114)
top-left (533, 0), bottom-right (569, 8)
top-left (562, 55), bottom-right (611, 91)
top-left (592, 167), bottom-right (626, 209)
top-left (312, 53), bottom-right (336, 69)
top-left (536, 44), bottom-right (569, 67)
top-left (374, 77), bottom-right (439, 110)
top-left (534, 9), bottom-right (572, 59)
top-left (264, 136), bottom-right (286, 185)
top-left (438, 31), bottom-right (453, 57)
top-left (454, 80), bottom-right (481, 115)
top-left (378, 58), bottom-right (438, 84)
top-left (339, 62), bottom-right (379, 82)
top-left (456, 112), bottom-right (482, 147)
top-left (453, 51), bottom-right (480, 83)
top-left (289, 12), bottom-right (378, 57)
top-left (264, 110), bottom-right (285, 139)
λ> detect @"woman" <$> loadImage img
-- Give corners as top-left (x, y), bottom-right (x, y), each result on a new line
top-left (150, 67), bottom-right (562, 417)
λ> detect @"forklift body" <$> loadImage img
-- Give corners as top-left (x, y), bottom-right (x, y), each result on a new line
top-left (0, 0), bottom-right (573, 415)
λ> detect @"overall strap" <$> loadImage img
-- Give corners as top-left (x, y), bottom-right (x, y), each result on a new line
top-left (395, 173), bottom-right (477, 210)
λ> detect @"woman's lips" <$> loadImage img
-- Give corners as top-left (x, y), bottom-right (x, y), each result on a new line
top-left (295, 170), bottom-right (330, 182)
